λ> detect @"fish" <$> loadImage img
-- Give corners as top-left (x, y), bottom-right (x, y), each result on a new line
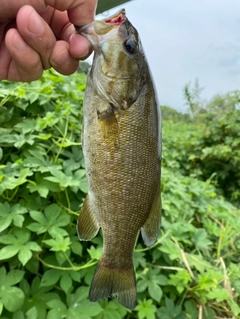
top-left (75, 8), bottom-right (161, 310)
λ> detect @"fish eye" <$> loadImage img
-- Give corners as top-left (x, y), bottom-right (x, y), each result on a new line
top-left (124, 39), bottom-right (136, 54)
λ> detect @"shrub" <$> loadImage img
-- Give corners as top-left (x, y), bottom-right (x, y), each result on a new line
top-left (182, 85), bottom-right (240, 206)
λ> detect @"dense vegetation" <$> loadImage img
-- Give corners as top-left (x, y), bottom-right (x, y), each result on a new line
top-left (0, 71), bottom-right (239, 319)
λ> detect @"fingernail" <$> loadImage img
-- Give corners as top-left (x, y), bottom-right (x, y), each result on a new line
top-left (13, 33), bottom-right (27, 51)
top-left (28, 10), bottom-right (44, 34)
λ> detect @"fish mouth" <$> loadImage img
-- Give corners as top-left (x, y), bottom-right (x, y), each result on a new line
top-left (75, 8), bottom-right (126, 41)
top-left (103, 8), bottom-right (126, 25)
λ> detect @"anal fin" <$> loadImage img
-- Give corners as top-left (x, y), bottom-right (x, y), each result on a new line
top-left (77, 194), bottom-right (100, 241)
top-left (141, 186), bottom-right (161, 247)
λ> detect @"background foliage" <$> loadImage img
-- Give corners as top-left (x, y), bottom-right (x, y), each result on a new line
top-left (0, 71), bottom-right (239, 319)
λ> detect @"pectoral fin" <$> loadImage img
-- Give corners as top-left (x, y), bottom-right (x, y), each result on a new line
top-left (98, 104), bottom-right (120, 148)
top-left (77, 194), bottom-right (100, 240)
top-left (141, 186), bottom-right (161, 247)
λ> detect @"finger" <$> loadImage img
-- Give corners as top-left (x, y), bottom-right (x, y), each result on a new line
top-left (44, 10), bottom-right (92, 63)
top-left (67, 0), bottom-right (97, 26)
top-left (43, 8), bottom-right (73, 41)
top-left (16, 5), bottom-right (56, 70)
top-left (50, 40), bottom-right (79, 75)
top-left (69, 34), bottom-right (92, 60)
top-left (0, 22), bottom-right (13, 79)
top-left (4, 28), bottom-right (43, 81)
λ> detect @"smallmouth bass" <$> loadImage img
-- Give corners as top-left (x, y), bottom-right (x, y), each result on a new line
top-left (76, 8), bottom-right (161, 310)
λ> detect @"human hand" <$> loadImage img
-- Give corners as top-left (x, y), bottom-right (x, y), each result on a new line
top-left (0, 0), bottom-right (97, 82)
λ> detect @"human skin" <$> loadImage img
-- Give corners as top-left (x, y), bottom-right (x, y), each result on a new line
top-left (0, 0), bottom-right (97, 81)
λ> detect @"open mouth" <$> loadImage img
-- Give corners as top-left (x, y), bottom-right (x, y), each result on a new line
top-left (104, 8), bottom-right (126, 25)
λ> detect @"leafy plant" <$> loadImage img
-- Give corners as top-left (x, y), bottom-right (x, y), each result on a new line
top-left (182, 85), bottom-right (240, 206)
top-left (0, 70), bottom-right (239, 319)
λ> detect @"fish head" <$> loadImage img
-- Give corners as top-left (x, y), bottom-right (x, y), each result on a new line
top-left (76, 9), bottom-right (147, 110)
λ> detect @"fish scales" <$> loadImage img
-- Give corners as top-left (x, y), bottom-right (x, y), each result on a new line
top-left (76, 8), bottom-right (161, 310)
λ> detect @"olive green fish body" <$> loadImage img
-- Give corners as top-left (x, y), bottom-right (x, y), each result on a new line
top-left (76, 9), bottom-right (161, 310)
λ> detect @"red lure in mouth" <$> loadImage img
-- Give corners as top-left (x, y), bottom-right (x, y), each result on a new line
top-left (105, 16), bottom-right (124, 24)
top-left (105, 9), bottom-right (126, 24)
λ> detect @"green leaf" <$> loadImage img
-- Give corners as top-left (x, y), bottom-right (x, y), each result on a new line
top-left (66, 286), bottom-right (88, 306)
top-left (40, 269), bottom-right (62, 287)
top-left (0, 167), bottom-right (31, 192)
top-left (25, 241), bottom-right (42, 251)
top-left (36, 112), bottom-right (60, 130)
top-left (87, 245), bottom-right (102, 260)
top-left (157, 297), bottom-right (184, 319)
top-left (0, 267), bottom-right (25, 312)
top-left (47, 309), bottom-right (66, 319)
top-left (44, 169), bottom-right (72, 188)
top-left (26, 306), bottom-right (38, 319)
top-left (19, 279), bottom-right (30, 295)
top-left (27, 180), bottom-right (49, 198)
top-left (97, 300), bottom-right (127, 319)
top-left (55, 251), bottom-right (68, 265)
top-left (137, 268), bottom-right (166, 302)
top-left (0, 245), bottom-right (20, 259)
top-left (46, 299), bottom-right (67, 319)
top-left (158, 239), bottom-right (182, 260)
top-left (44, 168), bottom-right (87, 193)
top-left (0, 202), bottom-right (27, 232)
top-left (168, 269), bottom-right (192, 294)
top-left (0, 302), bottom-right (3, 316)
top-left (27, 204), bottom-right (70, 237)
top-left (187, 254), bottom-right (211, 273)
top-left (0, 229), bottom-right (41, 265)
top-left (23, 154), bottom-right (61, 174)
top-left (192, 229), bottom-right (212, 251)
top-left (184, 300), bottom-right (198, 319)
top-left (60, 273), bottom-right (72, 294)
top-left (2, 287), bottom-right (25, 312)
top-left (43, 235), bottom-right (71, 252)
top-left (14, 119), bottom-right (37, 134)
top-left (70, 238), bottom-right (83, 256)
top-left (18, 246), bottom-right (33, 266)
top-left (202, 307), bottom-right (216, 319)
top-left (148, 283), bottom-right (162, 302)
top-left (69, 271), bottom-right (81, 283)
top-left (47, 299), bottom-right (66, 310)
top-left (24, 275), bottom-right (60, 319)
top-left (12, 310), bottom-right (25, 319)
top-left (66, 287), bottom-right (102, 318)
top-left (25, 256), bottom-right (40, 275)
top-left (135, 299), bottom-right (157, 319)
top-left (0, 268), bottom-right (25, 286)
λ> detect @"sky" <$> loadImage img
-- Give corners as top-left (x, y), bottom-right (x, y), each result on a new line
top-left (93, 0), bottom-right (240, 112)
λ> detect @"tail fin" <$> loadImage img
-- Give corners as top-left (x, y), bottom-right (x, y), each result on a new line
top-left (89, 259), bottom-right (136, 310)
